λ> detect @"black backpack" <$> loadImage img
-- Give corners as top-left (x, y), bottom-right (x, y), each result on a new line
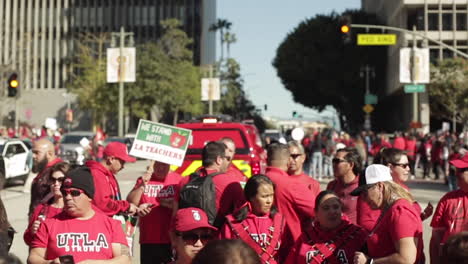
top-left (178, 171), bottom-right (222, 227)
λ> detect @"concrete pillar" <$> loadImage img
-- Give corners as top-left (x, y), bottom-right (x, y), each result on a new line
top-left (4, 0), bottom-right (11, 65)
top-left (11, 0), bottom-right (18, 65)
top-left (25, 0), bottom-right (32, 90)
top-left (33, 0), bottom-right (40, 90)
top-left (63, 0), bottom-right (69, 85)
top-left (40, 0), bottom-right (47, 90)
top-left (55, 0), bottom-right (62, 89)
top-left (19, 0), bottom-right (26, 86)
top-left (47, 0), bottom-right (54, 90)
top-left (420, 92), bottom-right (430, 134)
top-left (0, 0), bottom-right (4, 65)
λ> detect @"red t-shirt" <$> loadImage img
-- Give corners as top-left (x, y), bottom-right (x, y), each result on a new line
top-left (393, 137), bottom-right (406, 150)
top-left (285, 218), bottom-right (368, 264)
top-left (431, 189), bottom-right (468, 243)
top-left (326, 177), bottom-right (365, 224)
top-left (291, 173), bottom-right (321, 197)
top-left (367, 199), bottom-right (423, 262)
top-left (24, 204), bottom-right (63, 246)
top-left (265, 167), bottom-right (315, 259)
top-left (177, 168), bottom-right (245, 222)
top-left (225, 165), bottom-right (248, 186)
top-left (220, 212), bottom-right (284, 264)
top-left (31, 210), bottom-right (128, 262)
top-left (86, 160), bottom-right (130, 216)
top-left (135, 172), bottom-right (182, 244)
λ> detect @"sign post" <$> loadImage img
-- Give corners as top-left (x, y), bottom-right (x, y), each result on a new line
top-left (130, 120), bottom-right (192, 166)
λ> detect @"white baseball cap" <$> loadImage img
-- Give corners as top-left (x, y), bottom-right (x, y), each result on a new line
top-left (350, 164), bottom-right (393, 196)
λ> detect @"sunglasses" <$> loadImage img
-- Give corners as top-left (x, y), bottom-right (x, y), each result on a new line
top-left (332, 158), bottom-right (347, 164)
top-left (49, 177), bottom-right (65, 184)
top-left (61, 188), bottom-right (85, 197)
top-left (392, 163), bottom-right (410, 169)
top-left (290, 154), bottom-right (302, 159)
top-left (176, 232), bottom-right (214, 245)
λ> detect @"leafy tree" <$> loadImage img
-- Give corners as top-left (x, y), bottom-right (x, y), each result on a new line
top-left (272, 10), bottom-right (387, 132)
top-left (209, 19), bottom-right (232, 61)
top-left (429, 58), bottom-right (468, 132)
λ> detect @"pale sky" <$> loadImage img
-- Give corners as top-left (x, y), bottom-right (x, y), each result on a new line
top-left (218, 0), bottom-right (362, 121)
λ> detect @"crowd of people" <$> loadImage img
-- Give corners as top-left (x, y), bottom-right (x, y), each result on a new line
top-left (0, 127), bottom-right (467, 263)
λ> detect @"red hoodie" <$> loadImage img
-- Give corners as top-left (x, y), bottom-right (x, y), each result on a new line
top-left (85, 160), bottom-right (130, 216)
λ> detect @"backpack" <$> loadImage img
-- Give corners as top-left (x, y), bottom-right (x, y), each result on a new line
top-left (178, 171), bottom-right (222, 227)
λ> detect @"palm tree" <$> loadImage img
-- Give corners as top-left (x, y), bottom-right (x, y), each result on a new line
top-left (223, 32), bottom-right (237, 59)
top-left (209, 19), bottom-right (232, 62)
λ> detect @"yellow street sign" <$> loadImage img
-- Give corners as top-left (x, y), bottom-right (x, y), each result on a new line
top-left (363, 104), bottom-right (374, 113)
top-left (357, 34), bottom-right (397, 46)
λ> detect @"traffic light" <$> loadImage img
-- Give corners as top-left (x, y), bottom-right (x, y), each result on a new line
top-left (339, 16), bottom-right (352, 44)
top-left (7, 73), bottom-right (18, 97)
top-left (292, 111), bottom-right (298, 118)
top-left (264, 104), bottom-right (268, 111)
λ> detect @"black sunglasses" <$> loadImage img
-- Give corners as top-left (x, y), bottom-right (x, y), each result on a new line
top-left (392, 163), bottom-right (410, 169)
top-left (49, 177), bottom-right (65, 184)
top-left (332, 158), bottom-right (348, 164)
top-left (61, 189), bottom-right (84, 197)
top-left (176, 232), bottom-right (214, 245)
top-left (290, 154), bottom-right (302, 159)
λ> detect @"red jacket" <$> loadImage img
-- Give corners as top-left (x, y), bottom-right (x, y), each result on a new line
top-left (393, 136), bottom-right (406, 150)
top-left (86, 160), bottom-right (130, 216)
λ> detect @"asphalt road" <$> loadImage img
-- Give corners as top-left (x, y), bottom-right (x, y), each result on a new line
top-left (1, 160), bottom-right (450, 263)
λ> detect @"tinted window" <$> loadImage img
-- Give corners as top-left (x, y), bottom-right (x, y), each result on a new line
top-left (188, 128), bottom-right (249, 155)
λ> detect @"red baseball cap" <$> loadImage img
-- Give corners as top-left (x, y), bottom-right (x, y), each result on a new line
top-left (104, 142), bottom-right (136, 162)
top-left (174, 207), bottom-right (217, 232)
top-left (450, 154), bottom-right (468, 169)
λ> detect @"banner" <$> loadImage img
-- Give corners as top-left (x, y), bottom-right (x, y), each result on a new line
top-left (400, 47), bottom-right (430, 84)
top-left (201, 78), bottom-right (220, 101)
top-left (107, 48), bottom-right (136, 83)
top-left (130, 120), bottom-right (191, 166)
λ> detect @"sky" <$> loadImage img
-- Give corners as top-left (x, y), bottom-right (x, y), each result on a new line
top-left (218, 0), bottom-right (361, 121)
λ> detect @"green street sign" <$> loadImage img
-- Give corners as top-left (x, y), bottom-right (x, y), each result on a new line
top-left (365, 94), bottom-right (378, 105)
top-left (357, 34), bottom-right (397, 46)
top-left (404, 84), bottom-right (426, 93)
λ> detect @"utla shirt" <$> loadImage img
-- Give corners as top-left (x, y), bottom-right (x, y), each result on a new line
top-left (135, 172), bottom-right (182, 244)
top-left (431, 189), bottom-right (468, 243)
top-left (367, 199), bottom-right (423, 263)
top-left (31, 211), bottom-right (128, 262)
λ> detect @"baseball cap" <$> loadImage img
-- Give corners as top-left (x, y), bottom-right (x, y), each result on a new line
top-left (450, 154), bottom-right (468, 169)
top-left (350, 164), bottom-right (393, 196)
top-left (104, 142), bottom-right (136, 162)
top-left (62, 167), bottom-right (95, 198)
top-left (174, 207), bottom-right (217, 232)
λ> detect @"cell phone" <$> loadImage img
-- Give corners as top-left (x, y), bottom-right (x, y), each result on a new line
top-left (59, 255), bottom-right (75, 264)
top-left (148, 204), bottom-right (155, 208)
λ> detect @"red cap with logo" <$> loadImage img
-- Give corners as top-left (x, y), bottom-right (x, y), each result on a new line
top-left (104, 142), bottom-right (136, 162)
top-left (450, 154), bottom-right (468, 169)
top-left (174, 207), bottom-right (217, 232)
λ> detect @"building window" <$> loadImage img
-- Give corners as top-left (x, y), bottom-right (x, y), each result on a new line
top-left (442, 14), bottom-right (453, 31)
top-left (428, 13), bottom-right (438, 30)
top-left (429, 49), bottom-right (439, 64)
top-left (456, 13), bottom-right (467, 30)
top-left (407, 9), bottom-right (424, 30)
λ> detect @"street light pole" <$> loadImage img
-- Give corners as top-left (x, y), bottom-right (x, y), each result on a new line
top-left (118, 26), bottom-right (124, 138)
top-left (411, 26), bottom-right (418, 124)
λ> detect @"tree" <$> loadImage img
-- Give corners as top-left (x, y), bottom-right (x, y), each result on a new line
top-left (272, 10), bottom-right (387, 132)
top-left (429, 58), bottom-right (468, 132)
top-left (223, 32), bottom-right (237, 59)
top-left (209, 19), bottom-right (232, 62)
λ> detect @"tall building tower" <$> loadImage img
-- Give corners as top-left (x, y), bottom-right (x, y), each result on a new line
top-left (0, 0), bottom-right (216, 129)
top-left (362, 0), bottom-right (468, 132)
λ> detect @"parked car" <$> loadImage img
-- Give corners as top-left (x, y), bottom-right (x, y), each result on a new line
top-left (58, 131), bottom-right (95, 165)
top-left (104, 136), bottom-right (134, 152)
top-left (0, 138), bottom-right (31, 189)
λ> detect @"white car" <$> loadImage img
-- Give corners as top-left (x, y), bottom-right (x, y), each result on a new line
top-left (0, 138), bottom-right (31, 190)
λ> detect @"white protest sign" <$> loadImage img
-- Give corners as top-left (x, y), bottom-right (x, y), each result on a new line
top-left (129, 120), bottom-right (192, 166)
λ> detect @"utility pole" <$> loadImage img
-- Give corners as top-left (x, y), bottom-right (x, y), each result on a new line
top-left (208, 65), bottom-right (213, 115)
top-left (361, 65), bottom-right (374, 130)
top-left (411, 26), bottom-right (418, 125)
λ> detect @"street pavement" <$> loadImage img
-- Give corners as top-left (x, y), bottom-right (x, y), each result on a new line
top-left (1, 160), bottom-right (450, 263)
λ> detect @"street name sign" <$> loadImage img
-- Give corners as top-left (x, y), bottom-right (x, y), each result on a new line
top-left (404, 84), bottom-right (426, 93)
top-left (357, 34), bottom-right (397, 46)
top-left (365, 94), bottom-right (378, 105)
top-left (130, 119), bottom-right (192, 166)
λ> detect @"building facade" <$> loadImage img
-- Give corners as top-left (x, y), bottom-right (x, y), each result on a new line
top-left (0, 0), bottom-right (216, 129)
top-left (362, 0), bottom-right (468, 132)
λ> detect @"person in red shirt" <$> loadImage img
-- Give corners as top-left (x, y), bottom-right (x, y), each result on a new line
top-left (24, 162), bottom-right (70, 246)
top-left (430, 154), bottom-right (468, 264)
top-left (264, 143), bottom-right (315, 261)
top-left (405, 134), bottom-right (417, 175)
top-left (287, 141), bottom-right (321, 198)
top-left (327, 147), bottom-right (365, 224)
top-left (86, 142), bottom-right (138, 217)
top-left (220, 174), bottom-right (285, 264)
top-left (353, 164), bottom-right (423, 264)
top-left (28, 167), bottom-right (130, 263)
top-left (393, 131), bottom-right (406, 150)
top-left (28, 138), bottom-right (63, 217)
top-left (285, 190), bottom-right (368, 264)
top-left (169, 207), bottom-right (217, 264)
top-left (176, 141), bottom-right (245, 228)
top-left (127, 160), bottom-right (182, 264)
top-left (220, 137), bottom-right (248, 185)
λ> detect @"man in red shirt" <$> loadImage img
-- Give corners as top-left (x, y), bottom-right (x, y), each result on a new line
top-left (430, 154), bottom-right (468, 264)
top-left (220, 137), bottom-right (247, 184)
top-left (28, 167), bottom-right (130, 263)
top-left (28, 138), bottom-right (63, 217)
top-left (86, 142), bottom-right (138, 216)
top-left (287, 141), bottom-right (320, 196)
top-left (176, 141), bottom-right (245, 228)
top-left (265, 143), bottom-right (315, 261)
top-left (327, 147), bottom-right (365, 224)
